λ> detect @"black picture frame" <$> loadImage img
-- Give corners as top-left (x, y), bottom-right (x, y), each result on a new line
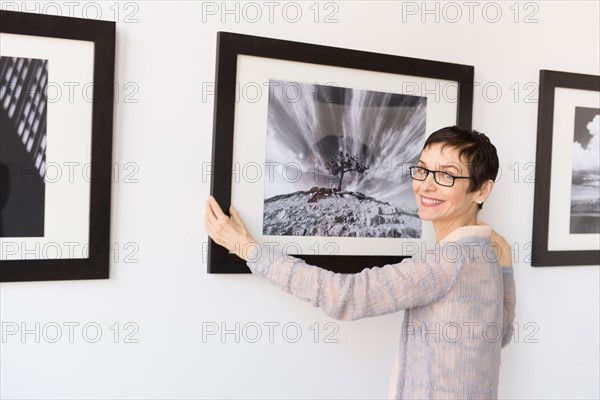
top-left (209, 31), bottom-right (474, 274)
top-left (0, 10), bottom-right (115, 281)
top-left (532, 70), bottom-right (600, 267)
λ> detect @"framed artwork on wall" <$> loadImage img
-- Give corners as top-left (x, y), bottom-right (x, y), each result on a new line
top-left (208, 31), bottom-right (474, 273)
top-left (532, 69), bottom-right (600, 267)
top-left (0, 10), bottom-right (116, 281)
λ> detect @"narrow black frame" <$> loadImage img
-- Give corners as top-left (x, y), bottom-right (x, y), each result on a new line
top-left (209, 31), bottom-right (474, 274)
top-left (532, 70), bottom-right (600, 267)
top-left (0, 10), bottom-right (115, 281)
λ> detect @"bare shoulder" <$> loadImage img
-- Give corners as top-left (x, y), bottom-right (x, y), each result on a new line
top-left (490, 229), bottom-right (512, 267)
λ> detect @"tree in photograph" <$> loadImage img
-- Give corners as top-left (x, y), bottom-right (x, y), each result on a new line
top-left (325, 151), bottom-right (370, 191)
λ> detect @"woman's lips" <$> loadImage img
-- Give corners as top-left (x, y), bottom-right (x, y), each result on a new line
top-left (421, 196), bottom-right (445, 207)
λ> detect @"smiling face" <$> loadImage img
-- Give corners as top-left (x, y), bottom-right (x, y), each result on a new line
top-left (412, 142), bottom-right (489, 226)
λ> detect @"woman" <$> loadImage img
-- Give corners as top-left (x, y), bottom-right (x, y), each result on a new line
top-left (205, 126), bottom-right (516, 399)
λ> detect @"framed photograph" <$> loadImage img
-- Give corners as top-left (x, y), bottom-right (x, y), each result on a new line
top-left (532, 70), bottom-right (600, 267)
top-left (208, 31), bottom-right (474, 274)
top-left (0, 11), bottom-right (115, 281)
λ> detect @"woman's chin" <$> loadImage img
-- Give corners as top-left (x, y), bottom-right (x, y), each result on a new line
top-left (417, 210), bottom-right (434, 221)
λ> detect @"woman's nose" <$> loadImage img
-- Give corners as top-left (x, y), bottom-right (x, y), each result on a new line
top-left (421, 172), bottom-right (437, 190)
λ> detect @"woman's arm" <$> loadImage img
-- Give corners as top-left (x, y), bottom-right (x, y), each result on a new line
top-left (247, 243), bottom-right (465, 321)
top-left (206, 196), bottom-right (462, 321)
top-left (484, 225), bottom-right (516, 348)
top-left (501, 267), bottom-right (516, 348)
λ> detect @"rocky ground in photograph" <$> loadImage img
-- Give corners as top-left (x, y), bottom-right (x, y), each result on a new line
top-left (571, 197), bottom-right (600, 214)
top-left (263, 187), bottom-right (421, 238)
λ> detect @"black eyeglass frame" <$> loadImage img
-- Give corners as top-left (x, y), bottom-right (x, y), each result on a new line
top-left (408, 166), bottom-right (472, 187)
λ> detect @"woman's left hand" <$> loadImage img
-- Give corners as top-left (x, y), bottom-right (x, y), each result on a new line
top-left (205, 195), bottom-right (257, 261)
top-left (478, 219), bottom-right (512, 267)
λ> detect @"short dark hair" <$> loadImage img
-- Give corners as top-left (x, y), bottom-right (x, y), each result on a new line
top-left (423, 126), bottom-right (499, 209)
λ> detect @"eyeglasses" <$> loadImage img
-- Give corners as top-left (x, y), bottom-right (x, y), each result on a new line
top-left (408, 166), bottom-right (471, 187)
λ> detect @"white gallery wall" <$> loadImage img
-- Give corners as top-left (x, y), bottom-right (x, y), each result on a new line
top-left (1, 1), bottom-right (599, 399)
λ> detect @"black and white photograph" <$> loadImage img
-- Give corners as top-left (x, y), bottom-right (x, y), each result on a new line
top-left (570, 106), bottom-right (600, 234)
top-left (208, 31), bottom-right (473, 273)
top-left (0, 10), bottom-right (115, 281)
top-left (0, 56), bottom-right (48, 238)
top-left (262, 80), bottom-right (426, 238)
top-left (532, 69), bottom-right (600, 266)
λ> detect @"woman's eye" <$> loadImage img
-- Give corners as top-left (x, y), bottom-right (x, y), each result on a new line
top-left (441, 172), bottom-right (454, 182)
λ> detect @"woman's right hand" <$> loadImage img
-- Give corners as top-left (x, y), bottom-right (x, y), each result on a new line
top-left (205, 196), bottom-right (257, 261)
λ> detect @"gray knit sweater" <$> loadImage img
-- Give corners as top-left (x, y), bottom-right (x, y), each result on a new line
top-left (247, 224), bottom-right (517, 399)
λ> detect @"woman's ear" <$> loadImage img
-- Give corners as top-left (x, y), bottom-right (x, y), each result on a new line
top-left (476, 179), bottom-right (494, 204)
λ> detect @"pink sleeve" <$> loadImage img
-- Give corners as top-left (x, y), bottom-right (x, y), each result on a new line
top-left (247, 243), bottom-right (465, 321)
